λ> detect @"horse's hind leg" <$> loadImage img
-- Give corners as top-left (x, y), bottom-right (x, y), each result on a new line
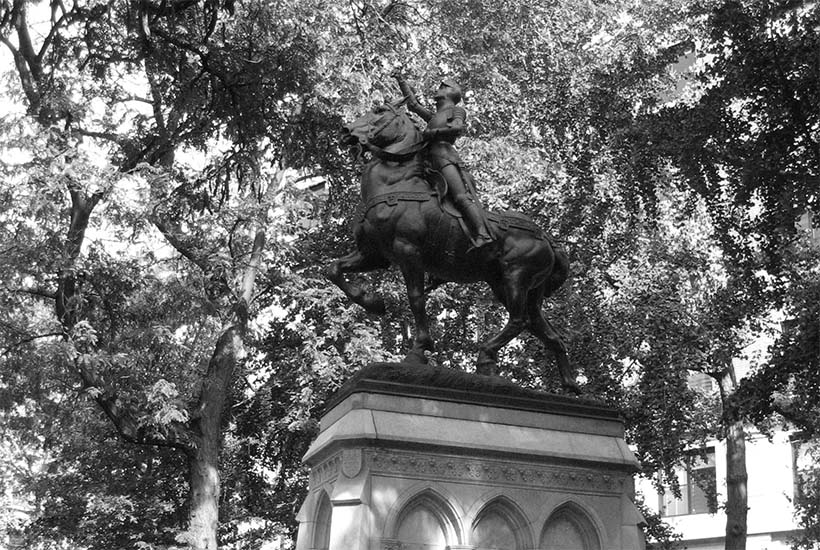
top-left (476, 276), bottom-right (529, 376)
top-left (527, 289), bottom-right (580, 394)
top-left (325, 250), bottom-right (390, 314)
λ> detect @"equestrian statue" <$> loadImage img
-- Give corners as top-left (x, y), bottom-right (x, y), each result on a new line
top-left (325, 74), bottom-right (581, 394)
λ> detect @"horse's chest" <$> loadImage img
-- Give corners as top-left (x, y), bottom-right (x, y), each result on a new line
top-left (368, 162), bottom-right (415, 186)
top-left (368, 201), bottom-right (421, 229)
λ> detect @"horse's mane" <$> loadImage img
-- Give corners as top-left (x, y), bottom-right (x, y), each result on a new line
top-left (366, 104), bottom-right (426, 162)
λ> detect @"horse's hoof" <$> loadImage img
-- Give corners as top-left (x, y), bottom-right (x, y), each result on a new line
top-left (475, 364), bottom-right (494, 376)
top-left (562, 381), bottom-right (583, 396)
top-left (404, 350), bottom-right (428, 364)
top-left (475, 352), bottom-right (496, 376)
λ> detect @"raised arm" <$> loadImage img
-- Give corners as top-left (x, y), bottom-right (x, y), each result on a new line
top-left (394, 72), bottom-right (434, 121)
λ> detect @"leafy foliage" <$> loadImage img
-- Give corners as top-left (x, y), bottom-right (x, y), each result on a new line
top-left (792, 441), bottom-right (820, 550)
top-left (2, 0), bottom-right (817, 547)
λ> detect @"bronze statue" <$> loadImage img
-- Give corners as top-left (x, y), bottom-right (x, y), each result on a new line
top-left (326, 101), bottom-right (580, 394)
top-left (394, 72), bottom-right (493, 251)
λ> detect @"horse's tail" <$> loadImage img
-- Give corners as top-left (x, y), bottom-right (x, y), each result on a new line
top-left (545, 239), bottom-right (570, 297)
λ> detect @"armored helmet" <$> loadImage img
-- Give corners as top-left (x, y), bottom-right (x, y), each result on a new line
top-left (439, 79), bottom-right (463, 104)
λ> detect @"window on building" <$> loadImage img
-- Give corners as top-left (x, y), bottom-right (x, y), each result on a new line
top-left (791, 435), bottom-right (819, 501)
top-left (659, 448), bottom-right (717, 516)
top-left (687, 372), bottom-right (717, 394)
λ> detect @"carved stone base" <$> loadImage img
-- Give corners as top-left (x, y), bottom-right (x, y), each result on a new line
top-left (295, 364), bottom-right (646, 550)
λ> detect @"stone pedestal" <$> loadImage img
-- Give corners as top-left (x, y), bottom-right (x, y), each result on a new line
top-left (295, 364), bottom-right (645, 550)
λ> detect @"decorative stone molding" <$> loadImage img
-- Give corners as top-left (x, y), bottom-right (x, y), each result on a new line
top-left (381, 538), bottom-right (403, 550)
top-left (310, 453), bottom-right (341, 486)
top-left (342, 448), bottom-right (364, 478)
top-left (368, 449), bottom-right (625, 493)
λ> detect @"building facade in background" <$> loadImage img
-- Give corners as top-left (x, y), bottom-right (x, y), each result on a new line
top-left (639, 429), bottom-right (811, 550)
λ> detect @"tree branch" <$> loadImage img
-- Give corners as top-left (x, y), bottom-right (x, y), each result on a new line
top-left (56, 184), bottom-right (103, 328)
top-left (76, 362), bottom-right (194, 453)
top-left (235, 170), bottom-right (281, 308)
top-left (1, 286), bottom-right (57, 300)
top-left (12, 2), bottom-right (42, 82)
top-left (76, 127), bottom-right (127, 146)
top-left (2, 332), bottom-right (64, 356)
top-left (150, 213), bottom-right (210, 272)
top-left (142, 0), bottom-right (200, 16)
top-left (240, 228), bottom-right (265, 306)
top-left (44, 179), bottom-right (194, 454)
top-left (0, 34), bottom-right (41, 110)
top-left (36, 9), bottom-right (73, 63)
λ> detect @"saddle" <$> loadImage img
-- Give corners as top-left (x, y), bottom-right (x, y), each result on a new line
top-left (358, 180), bottom-right (545, 245)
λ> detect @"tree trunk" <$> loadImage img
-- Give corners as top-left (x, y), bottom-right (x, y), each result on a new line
top-left (724, 416), bottom-right (747, 550)
top-left (716, 367), bottom-right (748, 550)
top-left (188, 436), bottom-right (221, 550)
top-left (186, 326), bottom-right (245, 549)
top-left (183, 229), bottom-right (264, 549)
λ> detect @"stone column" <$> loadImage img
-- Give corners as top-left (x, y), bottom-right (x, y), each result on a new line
top-left (328, 449), bottom-right (371, 550)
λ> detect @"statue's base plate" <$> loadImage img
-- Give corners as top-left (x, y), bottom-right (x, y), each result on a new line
top-left (295, 363), bottom-right (646, 550)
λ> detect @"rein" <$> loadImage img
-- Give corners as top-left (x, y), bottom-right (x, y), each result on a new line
top-left (366, 139), bottom-right (428, 162)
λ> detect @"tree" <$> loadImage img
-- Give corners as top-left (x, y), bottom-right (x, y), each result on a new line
top-left (625, 0), bottom-right (818, 272)
top-left (4, 0), bottom-right (810, 547)
top-left (790, 439), bottom-right (820, 550)
top-left (0, 0), bottom-right (348, 546)
top-left (615, 1), bottom-right (819, 549)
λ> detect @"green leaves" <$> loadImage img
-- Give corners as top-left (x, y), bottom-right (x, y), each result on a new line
top-left (0, 0), bottom-right (815, 546)
top-left (629, 0), bottom-right (819, 277)
top-left (146, 379), bottom-right (190, 426)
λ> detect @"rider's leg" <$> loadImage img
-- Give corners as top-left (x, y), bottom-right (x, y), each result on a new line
top-left (441, 164), bottom-right (492, 247)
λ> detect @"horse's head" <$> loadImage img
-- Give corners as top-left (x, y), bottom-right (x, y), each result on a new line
top-left (341, 103), bottom-right (424, 162)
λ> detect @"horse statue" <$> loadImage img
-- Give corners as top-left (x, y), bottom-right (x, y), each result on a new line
top-left (326, 102), bottom-right (580, 394)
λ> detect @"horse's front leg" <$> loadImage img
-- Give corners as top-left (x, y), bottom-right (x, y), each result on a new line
top-left (400, 262), bottom-right (434, 364)
top-left (325, 249), bottom-right (390, 314)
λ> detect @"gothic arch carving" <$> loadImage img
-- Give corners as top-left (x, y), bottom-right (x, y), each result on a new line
top-left (539, 500), bottom-right (603, 550)
top-left (313, 489), bottom-right (333, 550)
top-left (470, 495), bottom-right (534, 550)
top-left (383, 486), bottom-right (463, 547)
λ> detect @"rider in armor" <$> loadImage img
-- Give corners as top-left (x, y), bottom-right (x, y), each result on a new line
top-left (394, 72), bottom-right (494, 251)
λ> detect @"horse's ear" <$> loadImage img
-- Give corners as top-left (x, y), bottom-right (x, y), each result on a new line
top-left (377, 101), bottom-right (404, 115)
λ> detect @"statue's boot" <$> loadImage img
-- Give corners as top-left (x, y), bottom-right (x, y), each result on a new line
top-left (456, 197), bottom-right (494, 252)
